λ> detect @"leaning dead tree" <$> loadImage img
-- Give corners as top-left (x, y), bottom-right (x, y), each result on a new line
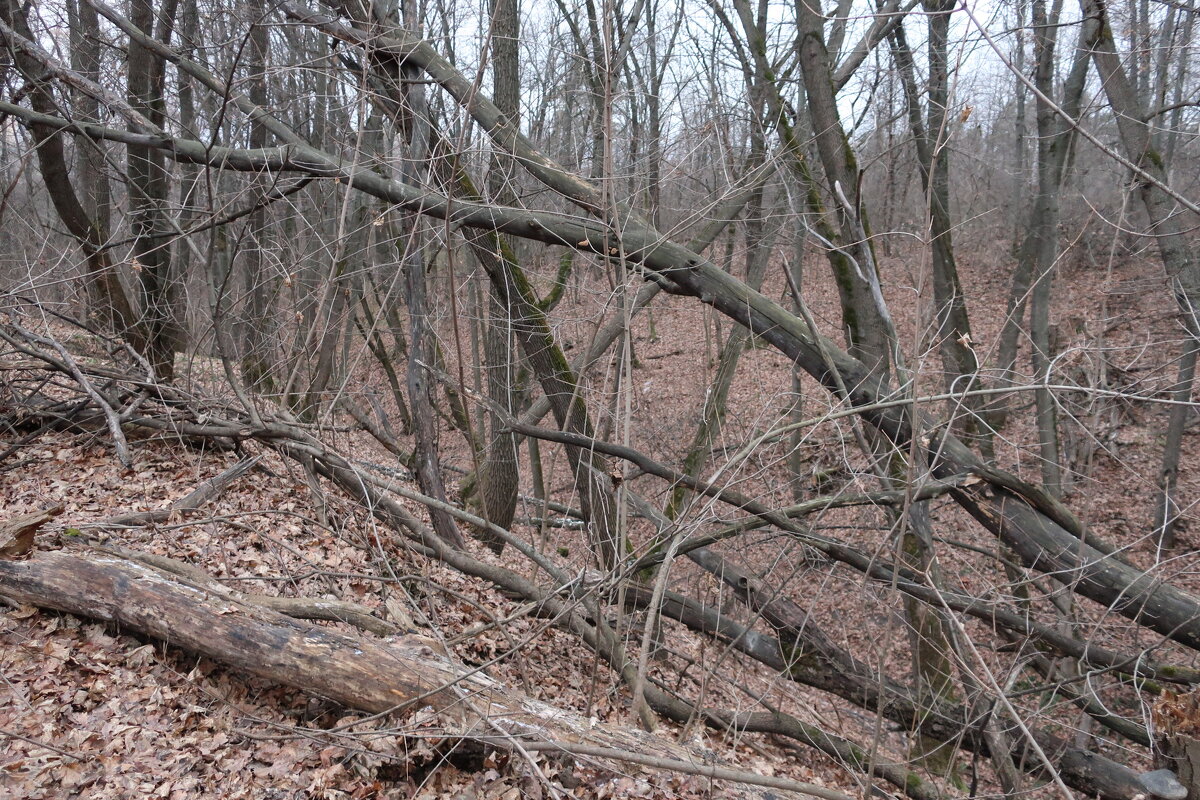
top-left (2, 0), bottom-right (1199, 797)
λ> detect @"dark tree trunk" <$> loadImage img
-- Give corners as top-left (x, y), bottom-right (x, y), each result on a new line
top-left (126, 0), bottom-right (181, 381)
top-left (474, 0), bottom-right (522, 551)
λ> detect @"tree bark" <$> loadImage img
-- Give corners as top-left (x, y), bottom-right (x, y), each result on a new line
top-left (474, 0), bottom-right (522, 551)
top-left (793, 0), bottom-right (893, 373)
top-left (1155, 690), bottom-right (1200, 800)
top-left (889, 11), bottom-right (980, 398)
top-left (241, 6), bottom-right (276, 392)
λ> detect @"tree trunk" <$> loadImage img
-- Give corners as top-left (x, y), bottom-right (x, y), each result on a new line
top-left (1156, 331), bottom-right (1198, 548)
top-left (794, 0), bottom-right (893, 374)
top-left (473, 0), bottom-right (522, 551)
top-left (888, 14), bottom-right (982, 442)
top-left (126, 0), bottom-right (181, 381)
top-left (242, 7), bottom-right (276, 392)
top-left (394, 11), bottom-right (465, 549)
top-left (920, 0), bottom-right (980, 393)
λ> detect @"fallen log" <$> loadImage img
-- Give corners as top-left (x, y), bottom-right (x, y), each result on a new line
top-left (97, 455), bottom-right (261, 527)
top-left (0, 545), bottom-right (836, 800)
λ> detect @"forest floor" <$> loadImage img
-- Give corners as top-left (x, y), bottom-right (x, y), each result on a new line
top-left (2, 234), bottom-right (1198, 799)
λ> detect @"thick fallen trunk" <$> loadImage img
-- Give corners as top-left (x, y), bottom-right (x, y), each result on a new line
top-left (0, 546), bottom-right (831, 800)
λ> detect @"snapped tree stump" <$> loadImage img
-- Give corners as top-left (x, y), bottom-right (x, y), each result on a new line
top-left (1155, 691), bottom-right (1200, 800)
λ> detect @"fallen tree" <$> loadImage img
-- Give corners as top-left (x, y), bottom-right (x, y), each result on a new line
top-left (0, 542), bottom-right (849, 800)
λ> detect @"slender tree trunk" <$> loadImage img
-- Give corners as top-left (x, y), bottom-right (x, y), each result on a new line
top-left (888, 17), bottom-right (983, 446)
top-left (66, 0), bottom-right (116, 325)
top-left (1156, 331), bottom-right (1198, 549)
top-left (920, 0), bottom-right (979, 392)
top-left (474, 0), bottom-right (522, 551)
top-left (1010, 0), bottom-right (1029, 245)
top-left (466, 229), bottom-right (621, 569)
top-left (995, 9), bottom-right (1090, 435)
top-left (394, 5), bottom-right (464, 550)
top-left (794, 0), bottom-right (893, 373)
top-left (126, 0), bottom-right (181, 381)
top-left (427, 141), bottom-right (621, 567)
top-left (1162, 5), bottom-right (1195, 171)
top-left (794, 5), bottom-right (962, 770)
top-left (1027, 0), bottom-right (1067, 497)
top-left (1, 0), bottom-right (137, 341)
top-left (242, 7), bottom-right (276, 392)
top-left (1149, 2), bottom-right (1196, 550)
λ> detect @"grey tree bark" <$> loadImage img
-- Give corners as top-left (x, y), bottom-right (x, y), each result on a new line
top-left (241, 6), bottom-right (276, 393)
